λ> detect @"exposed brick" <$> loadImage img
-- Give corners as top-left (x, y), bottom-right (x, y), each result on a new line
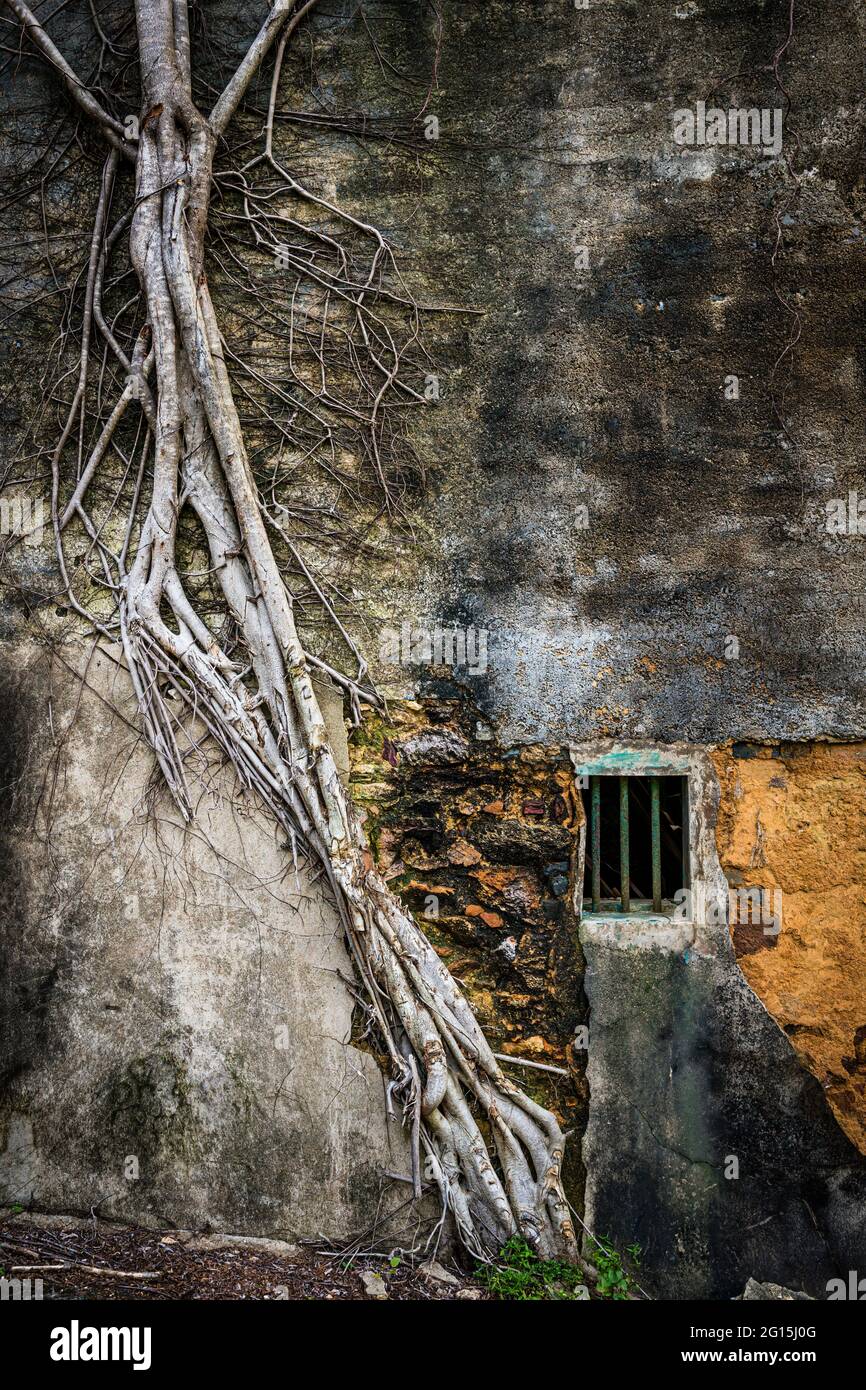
top-left (350, 696), bottom-right (589, 1162)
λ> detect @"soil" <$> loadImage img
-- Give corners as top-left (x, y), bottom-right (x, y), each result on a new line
top-left (0, 1211), bottom-right (486, 1301)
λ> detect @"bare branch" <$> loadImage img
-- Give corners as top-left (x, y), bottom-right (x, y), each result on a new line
top-left (209, 0), bottom-right (323, 139)
top-left (2, 0), bottom-right (134, 154)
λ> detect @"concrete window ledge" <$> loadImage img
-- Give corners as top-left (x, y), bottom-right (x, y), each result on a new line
top-left (580, 914), bottom-right (695, 953)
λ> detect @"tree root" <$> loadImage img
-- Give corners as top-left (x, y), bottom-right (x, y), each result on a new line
top-left (4, 0), bottom-right (580, 1264)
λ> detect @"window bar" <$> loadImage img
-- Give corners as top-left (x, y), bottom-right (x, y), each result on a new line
top-left (619, 776), bottom-right (630, 913)
top-left (681, 777), bottom-right (690, 891)
top-left (591, 776), bottom-right (601, 912)
top-left (650, 776), bottom-right (662, 911)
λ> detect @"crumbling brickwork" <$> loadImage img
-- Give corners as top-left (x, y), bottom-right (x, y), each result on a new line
top-left (350, 698), bottom-right (588, 1193)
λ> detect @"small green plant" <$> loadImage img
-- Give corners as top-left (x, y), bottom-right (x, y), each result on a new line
top-left (590, 1236), bottom-right (641, 1300)
top-left (473, 1236), bottom-right (589, 1301)
top-left (9, 1204), bottom-right (23, 1215)
top-left (388, 1255), bottom-right (402, 1270)
top-left (474, 1234), bottom-right (641, 1301)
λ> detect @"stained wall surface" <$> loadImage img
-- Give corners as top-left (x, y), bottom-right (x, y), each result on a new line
top-left (0, 648), bottom-right (408, 1239)
top-left (713, 741), bottom-right (866, 1154)
top-left (1, 0), bottom-right (864, 1291)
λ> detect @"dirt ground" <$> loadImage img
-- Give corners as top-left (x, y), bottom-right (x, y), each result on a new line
top-left (0, 1211), bottom-right (486, 1301)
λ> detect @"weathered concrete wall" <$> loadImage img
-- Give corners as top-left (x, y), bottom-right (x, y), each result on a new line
top-left (0, 647), bottom-right (408, 1238)
top-left (346, 0), bottom-right (866, 1295)
top-left (349, 710), bottom-right (866, 1295)
top-left (0, 0), bottom-right (864, 1295)
top-left (579, 747), bottom-right (866, 1300)
top-left (581, 915), bottom-right (866, 1299)
top-left (359, 0), bottom-right (866, 747)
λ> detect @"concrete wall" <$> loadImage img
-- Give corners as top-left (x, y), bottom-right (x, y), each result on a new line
top-left (0, 647), bottom-right (408, 1239)
top-left (0, 0), bottom-right (864, 1294)
top-left (351, 0), bottom-right (866, 1294)
top-left (581, 911), bottom-right (866, 1299)
top-left (714, 741), bottom-right (866, 1154)
top-left (411, 0), bottom-right (866, 746)
top-left (577, 746), bottom-right (866, 1299)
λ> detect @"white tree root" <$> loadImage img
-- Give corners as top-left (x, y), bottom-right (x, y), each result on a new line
top-left (8, 0), bottom-right (579, 1265)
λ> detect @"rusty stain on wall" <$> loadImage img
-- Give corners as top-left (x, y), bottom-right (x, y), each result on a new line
top-left (713, 741), bottom-right (866, 1154)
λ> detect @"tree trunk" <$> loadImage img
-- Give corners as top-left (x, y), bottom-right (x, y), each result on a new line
top-left (7, 0), bottom-right (579, 1266)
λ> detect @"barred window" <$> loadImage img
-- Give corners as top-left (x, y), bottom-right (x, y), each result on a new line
top-left (579, 774), bottom-right (688, 915)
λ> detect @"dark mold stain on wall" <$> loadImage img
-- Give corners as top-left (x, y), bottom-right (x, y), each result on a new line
top-left (583, 932), bottom-right (866, 1299)
top-left (373, 0), bottom-right (866, 746)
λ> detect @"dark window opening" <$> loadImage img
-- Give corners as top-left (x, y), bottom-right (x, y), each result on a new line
top-left (580, 775), bottom-right (688, 914)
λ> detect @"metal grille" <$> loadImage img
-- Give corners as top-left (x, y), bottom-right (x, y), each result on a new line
top-left (584, 774), bottom-right (686, 915)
